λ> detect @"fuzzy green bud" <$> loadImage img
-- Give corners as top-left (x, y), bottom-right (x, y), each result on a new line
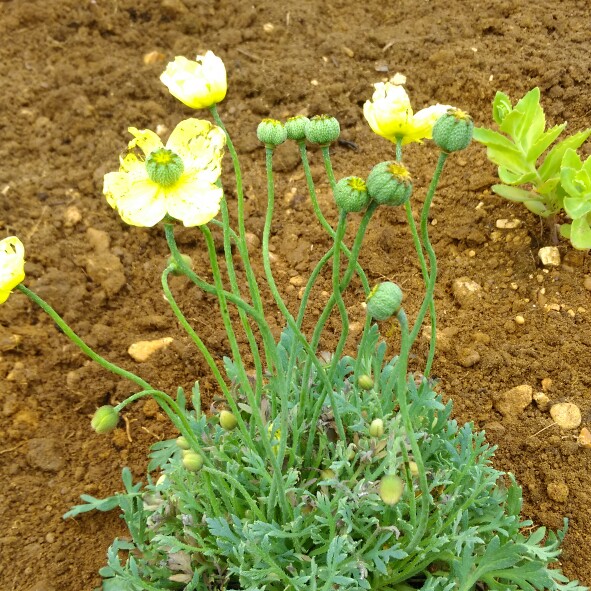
top-left (305, 114), bottom-right (340, 145)
top-left (366, 282), bottom-right (403, 321)
top-left (285, 115), bottom-right (310, 141)
top-left (219, 410), bottom-right (238, 431)
top-left (91, 405), bottom-right (119, 434)
top-left (407, 461), bottom-right (419, 477)
top-left (257, 119), bottom-right (287, 147)
top-left (432, 109), bottom-right (473, 152)
top-left (366, 161), bottom-right (412, 206)
top-left (176, 436), bottom-right (190, 450)
top-left (369, 418), bottom-right (385, 438)
top-left (379, 474), bottom-right (404, 505)
top-left (167, 253), bottom-right (193, 276)
top-left (182, 449), bottom-right (204, 471)
top-left (146, 148), bottom-right (184, 187)
top-left (334, 176), bottom-right (370, 213)
top-left (357, 374), bottom-right (374, 390)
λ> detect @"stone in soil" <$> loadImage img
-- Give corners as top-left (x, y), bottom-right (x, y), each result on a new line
top-left (550, 403), bottom-right (582, 430)
top-left (493, 384), bottom-right (533, 418)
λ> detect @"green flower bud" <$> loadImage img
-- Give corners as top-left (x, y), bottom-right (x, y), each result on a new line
top-left (366, 282), bottom-right (403, 321)
top-left (432, 108), bottom-right (473, 152)
top-left (407, 461), bottom-right (419, 477)
top-left (334, 176), bottom-right (370, 213)
top-left (379, 474), bottom-right (404, 505)
top-left (182, 449), bottom-right (204, 471)
top-left (91, 405), bottom-right (119, 434)
top-left (346, 443), bottom-right (356, 461)
top-left (166, 253), bottom-right (193, 276)
top-left (285, 115), bottom-right (310, 141)
top-left (320, 468), bottom-right (336, 481)
top-left (305, 114), bottom-right (340, 145)
top-left (257, 119), bottom-right (287, 147)
top-left (219, 410), bottom-right (238, 431)
top-left (146, 148), bottom-right (184, 187)
top-left (366, 161), bottom-right (412, 206)
top-left (176, 436), bottom-right (190, 450)
top-left (357, 374), bottom-right (374, 390)
top-left (369, 418), bottom-right (385, 438)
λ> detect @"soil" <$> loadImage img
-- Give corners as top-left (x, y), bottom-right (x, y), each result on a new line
top-left (1, 0), bottom-right (590, 589)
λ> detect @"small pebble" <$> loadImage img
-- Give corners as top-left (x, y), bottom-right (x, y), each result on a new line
top-left (550, 402), bottom-right (582, 429)
top-left (143, 51), bottom-right (166, 65)
top-left (45, 532), bottom-right (55, 543)
top-left (584, 276), bottom-right (591, 291)
top-left (451, 277), bottom-right (482, 307)
top-left (533, 391), bottom-right (551, 412)
top-left (514, 315), bottom-right (525, 325)
top-left (456, 347), bottom-right (480, 367)
top-left (496, 218), bottom-right (521, 229)
top-left (128, 337), bottom-right (173, 362)
top-left (577, 427), bottom-right (591, 449)
top-left (546, 481), bottom-right (569, 503)
top-left (541, 378), bottom-right (552, 391)
top-left (63, 206), bottom-right (82, 227)
top-left (538, 246), bottom-right (561, 266)
top-left (493, 385), bottom-right (533, 418)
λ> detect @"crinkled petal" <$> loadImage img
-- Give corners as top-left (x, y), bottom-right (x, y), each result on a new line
top-left (364, 82), bottom-right (414, 141)
top-left (166, 118), bottom-right (225, 175)
top-left (165, 176), bottom-right (223, 227)
top-left (103, 171), bottom-right (130, 209)
top-left (114, 179), bottom-right (167, 227)
top-left (410, 104), bottom-right (452, 143)
top-left (127, 127), bottom-right (163, 157)
top-left (0, 236), bottom-right (25, 304)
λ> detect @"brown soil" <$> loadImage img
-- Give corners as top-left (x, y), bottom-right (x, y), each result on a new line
top-left (1, 0), bottom-right (590, 589)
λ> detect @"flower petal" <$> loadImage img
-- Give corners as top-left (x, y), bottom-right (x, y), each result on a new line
top-left (127, 127), bottom-right (163, 157)
top-left (114, 179), bottom-right (167, 227)
top-left (165, 176), bottom-right (223, 227)
top-left (410, 104), bottom-right (452, 143)
top-left (0, 236), bottom-right (25, 304)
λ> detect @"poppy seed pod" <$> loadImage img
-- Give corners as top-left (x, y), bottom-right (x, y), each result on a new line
top-left (432, 109), bottom-right (474, 152)
top-left (285, 115), bottom-right (310, 141)
top-left (304, 115), bottom-right (340, 145)
top-left (334, 176), bottom-right (370, 213)
top-left (257, 119), bottom-right (287, 147)
top-left (366, 161), bottom-right (412, 207)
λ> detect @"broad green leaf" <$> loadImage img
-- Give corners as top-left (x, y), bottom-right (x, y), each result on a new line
top-left (500, 88), bottom-right (544, 152)
top-left (524, 200), bottom-right (552, 216)
top-left (561, 147), bottom-right (583, 170)
top-left (539, 128), bottom-right (591, 181)
top-left (536, 176), bottom-right (559, 195)
top-left (492, 185), bottom-right (537, 203)
top-left (528, 123), bottom-right (566, 162)
top-left (498, 167), bottom-right (536, 185)
top-left (492, 91), bottom-right (512, 126)
top-left (473, 127), bottom-right (520, 152)
top-left (560, 223), bottom-right (572, 239)
top-left (569, 216), bottom-right (591, 250)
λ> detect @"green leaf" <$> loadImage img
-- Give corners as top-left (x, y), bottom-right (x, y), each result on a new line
top-left (491, 185), bottom-right (537, 203)
top-left (524, 200), bottom-right (552, 217)
top-left (499, 88), bottom-right (544, 152)
top-left (563, 196), bottom-right (591, 219)
top-left (529, 123), bottom-right (567, 162)
top-left (498, 167), bottom-right (536, 185)
top-left (492, 91), bottom-right (512, 126)
top-left (539, 128), bottom-right (591, 181)
top-left (569, 217), bottom-right (591, 250)
top-left (62, 494), bottom-right (122, 519)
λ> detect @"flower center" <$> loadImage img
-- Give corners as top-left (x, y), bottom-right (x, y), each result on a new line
top-left (146, 148), bottom-right (184, 187)
top-left (347, 177), bottom-right (367, 192)
top-left (387, 162), bottom-right (411, 180)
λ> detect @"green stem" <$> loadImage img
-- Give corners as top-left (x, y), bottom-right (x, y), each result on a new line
top-left (17, 284), bottom-right (152, 391)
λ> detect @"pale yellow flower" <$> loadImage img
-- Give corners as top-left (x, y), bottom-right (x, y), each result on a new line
top-left (103, 118), bottom-right (226, 227)
top-left (0, 236), bottom-right (25, 304)
top-left (160, 51), bottom-right (227, 110)
top-left (364, 80), bottom-right (451, 145)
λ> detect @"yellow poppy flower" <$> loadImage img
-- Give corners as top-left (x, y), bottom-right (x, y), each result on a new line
top-left (160, 51), bottom-right (227, 110)
top-left (103, 118), bottom-right (226, 227)
top-left (364, 80), bottom-right (451, 145)
top-left (0, 236), bottom-right (25, 304)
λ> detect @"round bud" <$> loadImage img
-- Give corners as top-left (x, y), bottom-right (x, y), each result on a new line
top-left (320, 468), bottom-right (336, 481)
top-left (182, 450), bottom-right (204, 472)
top-left (176, 436), bottom-right (190, 450)
top-left (146, 148), bottom-right (184, 187)
top-left (366, 282), bottom-right (403, 321)
top-left (407, 461), bottom-right (419, 477)
top-left (285, 115), bottom-right (310, 141)
top-left (257, 119), bottom-right (287, 147)
top-left (357, 374), bottom-right (374, 391)
top-left (219, 410), bottom-right (238, 431)
top-left (346, 443), bottom-right (356, 461)
top-left (379, 474), bottom-right (404, 505)
top-left (334, 176), bottom-right (370, 213)
top-left (432, 109), bottom-right (474, 152)
top-left (167, 253), bottom-right (193, 276)
top-left (304, 115), bottom-right (340, 145)
top-left (369, 418), bottom-right (385, 438)
top-left (91, 405), bottom-right (119, 434)
top-left (366, 161), bottom-right (412, 207)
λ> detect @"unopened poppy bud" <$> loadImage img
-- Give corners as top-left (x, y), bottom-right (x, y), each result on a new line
top-left (407, 461), bottom-right (419, 477)
top-left (91, 405), bottom-right (119, 434)
top-left (219, 410), bottom-right (238, 431)
top-left (366, 161), bottom-right (412, 207)
top-left (182, 449), bottom-right (204, 471)
top-left (176, 436), bottom-right (190, 450)
top-left (334, 176), bottom-right (370, 213)
top-left (167, 253), bottom-right (193, 276)
top-left (357, 374), bottom-right (374, 390)
top-left (285, 115), bottom-right (310, 141)
top-left (257, 119), bottom-right (287, 147)
top-left (305, 115), bottom-right (340, 145)
top-left (432, 108), bottom-right (473, 152)
top-left (346, 443), bottom-right (356, 461)
top-left (379, 474), bottom-right (404, 505)
top-left (366, 282), bottom-right (403, 321)
top-left (369, 418), bottom-right (385, 438)
top-left (320, 468), bottom-right (336, 481)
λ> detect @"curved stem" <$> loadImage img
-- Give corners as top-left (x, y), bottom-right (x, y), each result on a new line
top-left (17, 284), bottom-right (152, 391)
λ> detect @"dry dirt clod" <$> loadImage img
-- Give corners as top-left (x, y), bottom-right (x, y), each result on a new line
top-left (584, 276), bottom-right (591, 291)
top-left (128, 337), bottom-right (174, 362)
top-left (493, 384), bottom-right (533, 418)
top-left (451, 277), bottom-right (482, 307)
top-left (546, 480), bottom-right (569, 503)
top-left (538, 246), bottom-right (561, 266)
top-left (533, 391), bottom-right (551, 412)
top-left (456, 347), bottom-right (480, 367)
top-left (550, 402), bottom-right (582, 430)
top-left (63, 205), bottom-right (82, 227)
